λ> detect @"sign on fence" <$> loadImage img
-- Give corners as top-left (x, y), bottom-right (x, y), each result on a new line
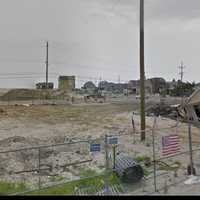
top-left (109, 137), bottom-right (118, 145)
top-left (90, 144), bottom-right (101, 152)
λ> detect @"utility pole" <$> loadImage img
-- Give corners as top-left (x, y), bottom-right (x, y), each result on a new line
top-left (98, 76), bottom-right (102, 95)
top-left (179, 61), bottom-right (186, 83)
top-left (46, 41), bottom-right (49, 89)
top-left (140, 0), bottom-right (146, 141)
top-left (178, 61), bottom-right (186, 105)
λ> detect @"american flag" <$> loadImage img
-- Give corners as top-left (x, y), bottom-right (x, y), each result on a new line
top-left (162, 135), bottom-right (181, 156)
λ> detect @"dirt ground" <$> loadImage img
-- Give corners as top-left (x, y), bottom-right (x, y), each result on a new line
top-left (0, 96), bottom-right (200, 194)
top-left (0, 100), bottom-right (136, 144)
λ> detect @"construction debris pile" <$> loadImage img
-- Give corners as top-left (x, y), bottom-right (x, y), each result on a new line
top-left (146, 102), bottom-right (178, 119)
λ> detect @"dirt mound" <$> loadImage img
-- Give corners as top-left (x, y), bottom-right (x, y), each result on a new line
top-left (0, 136), bottom-right (28, 146)
top-left (0, 89), bottom-right (74, 101)
top-left (146, 102), bottom-right (178, 118)
top-left (0, 89), bottom-right (43, 101)
top-left (0, 108), bottom-right (7, 115)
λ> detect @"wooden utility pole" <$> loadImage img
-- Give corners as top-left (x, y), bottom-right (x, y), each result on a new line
top-left (46, 41), bottom-right (49, 89)
top-left (179, 61), bottom-right (185, 83)
top-left (179, 61), bottom-right (186, 105)
top-left (140, 0), bottom-right (146, 141)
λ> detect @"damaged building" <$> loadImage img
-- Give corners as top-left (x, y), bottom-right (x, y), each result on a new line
top-left (178, 88), bottom-right (200, 122)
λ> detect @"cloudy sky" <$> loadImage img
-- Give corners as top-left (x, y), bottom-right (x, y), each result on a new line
top-left (0, 0), bottom-right (199, 88)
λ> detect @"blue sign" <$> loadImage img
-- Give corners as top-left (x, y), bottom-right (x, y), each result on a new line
top-left (90, 144), bottom-right (101, 152)
top-left (109, 137), bottom-right (118, 145)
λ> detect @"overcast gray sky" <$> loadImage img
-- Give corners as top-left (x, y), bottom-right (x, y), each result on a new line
top-left (0, 0), bottom-right (199, 88)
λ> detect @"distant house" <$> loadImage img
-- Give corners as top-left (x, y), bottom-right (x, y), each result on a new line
top-left (148, 78), bottom-right (167, 94)
top-left (98, 81), bottom-right (128, 94)
top-left (82, 81), bottom-right (97, 94)
top-left (83, 81), bottom-right (97, 90)
top-left (128, 80), bottom-right (139, 94)
top-left (128, 80), bottom-right (152, 95)
top-left (36, 82), bottom-right (54, 89)
top-left (167, 80), bottom-right (178, 91)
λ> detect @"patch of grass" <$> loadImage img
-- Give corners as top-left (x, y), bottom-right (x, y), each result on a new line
top-left (0, 181), bottom-right (27, 195)
top-left (49, 176), bottom-right (65, 182)
top-left (157, 161), bottom-right (181, 171)
top-left (79, 169), bottom-right (98, 178)
top-left (174, 161), bottom-right (181, 166)
top-left (27, 172), bottom-right (122, 195)
top-left (135, 155), bottom-right (150, 163)
top-left (143, 168), bottom-right (152, 177)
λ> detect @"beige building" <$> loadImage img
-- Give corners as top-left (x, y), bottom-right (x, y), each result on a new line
top-left (58, 76), bottom-right (75, 91)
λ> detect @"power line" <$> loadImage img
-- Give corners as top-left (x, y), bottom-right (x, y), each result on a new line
top-left (0, 74), bottom-right (131, 84)
top-left (50, 62), bottom-right (136, 73)
top-left (0, 75), bottom-right (57, 80)
top-left (0, 59), bottom-right (43, 64)
top-left (0, 72), bottom-right (58, 76)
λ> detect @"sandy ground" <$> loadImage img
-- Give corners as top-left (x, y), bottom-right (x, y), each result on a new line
top-left (0, 96), bottom-right (200, 194)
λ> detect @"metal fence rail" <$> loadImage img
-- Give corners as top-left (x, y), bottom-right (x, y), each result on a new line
top-left (0, 117), bottom-right (199, 196)
top-left (10, 174), bottom-right (106, 196)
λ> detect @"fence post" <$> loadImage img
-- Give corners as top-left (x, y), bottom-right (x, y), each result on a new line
top-left (32, 90), bottom-right (34, 105)
top-left (152, 116), bottom-right (157, 193)
top-left (38, 147), bottom-right (41, 190)
top-left (104, 134), bottom-right (110, 195)
top-left (188, 121), bottom-right (194, 175)
top-left (163, 178), bottom-right (168, 194)
top-left (142, 178), bottom-right (146, 192)
top-left (7, 95), bottom-right (9, 106)
top-left (112, 145), bottom-right (117, 169)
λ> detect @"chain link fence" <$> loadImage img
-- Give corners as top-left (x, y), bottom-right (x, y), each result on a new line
top-left (0, 116), bottom-right (198, 195)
